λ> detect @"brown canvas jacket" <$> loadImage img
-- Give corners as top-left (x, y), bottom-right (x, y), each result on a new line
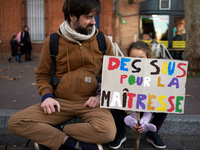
top-left (35, 29), bottom-right (114, 102)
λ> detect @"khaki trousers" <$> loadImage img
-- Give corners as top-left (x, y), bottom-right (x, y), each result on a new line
top-left (8, 98), bottom-right (116, 150)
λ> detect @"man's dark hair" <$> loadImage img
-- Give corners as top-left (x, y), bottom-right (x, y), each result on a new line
top-left (62, 0), bottom-right (101, 23)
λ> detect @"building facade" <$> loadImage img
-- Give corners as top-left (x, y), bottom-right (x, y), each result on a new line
top-left (114, 0), bottom-right (185, 58)
top-left (0, 0), bottom-right (114, 58)
top-left (139, 0), bottom-right (185, 59)
top-left (0, 0), bottom-right (184, 59)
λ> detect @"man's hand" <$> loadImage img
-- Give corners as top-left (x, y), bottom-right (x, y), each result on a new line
top-left (41, 97), bottom-right (61, 114)
top-left (84, 95), bottom-right (100, 108)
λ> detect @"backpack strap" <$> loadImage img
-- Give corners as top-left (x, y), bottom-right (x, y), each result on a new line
top-left (96, 31), bottom-right (107, 55)
top-left (49, 33), bottom-right (59, 86)
top-left (96, 31), bottom-right (107, 83)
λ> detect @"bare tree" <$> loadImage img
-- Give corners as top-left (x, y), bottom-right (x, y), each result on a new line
top-left (184, 0), bottom-right (200, 76)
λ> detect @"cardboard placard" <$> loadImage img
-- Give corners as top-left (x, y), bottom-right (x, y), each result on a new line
top-left (100, 56), bottom-right (188, 114)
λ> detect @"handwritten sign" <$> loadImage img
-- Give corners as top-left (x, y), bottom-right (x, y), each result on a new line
top-left (100, 56), bottom-right (188, 114)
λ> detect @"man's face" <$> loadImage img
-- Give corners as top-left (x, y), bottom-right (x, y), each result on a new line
top-left (70, 12), bottom-right (96, 35)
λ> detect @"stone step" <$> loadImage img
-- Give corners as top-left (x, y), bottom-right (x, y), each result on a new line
top-left (1, 109), bottom-right (200, 140)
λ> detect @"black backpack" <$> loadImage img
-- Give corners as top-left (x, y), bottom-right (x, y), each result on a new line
top-left (49, 31), bottom-right (107, 88)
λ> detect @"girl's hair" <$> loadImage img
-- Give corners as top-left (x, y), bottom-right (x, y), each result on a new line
top-left (126, 41), bottom-right (155, 58)
top-left (62, 0), bottom-right (101, 23)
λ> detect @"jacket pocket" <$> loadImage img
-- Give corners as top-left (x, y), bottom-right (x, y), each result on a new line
top-left (78, 71), bottom-right (98, 98)
top-left (54, 70), bottom-right (78, 100)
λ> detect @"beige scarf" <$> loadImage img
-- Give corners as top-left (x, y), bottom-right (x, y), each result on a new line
top-left (59, 21), bottom-right (96, 43)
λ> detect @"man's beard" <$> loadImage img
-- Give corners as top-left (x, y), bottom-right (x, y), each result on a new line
top-left (73, 21), bottom-right (93, 35)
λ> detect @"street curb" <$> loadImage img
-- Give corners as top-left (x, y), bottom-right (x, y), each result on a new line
top-left (1, 109), bottom-right (200, 140)
top-left (124, 113), bottom-right (200, 141)
top-left (157, 114), bottom-right (200, 140)
top-left (0, 109), bottom-right (18, 135)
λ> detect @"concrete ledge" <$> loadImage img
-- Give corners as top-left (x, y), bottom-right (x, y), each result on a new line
top-left (0, 109), bottom-right (19, 135)
top-left (156, 114), bottom-right (200, 140)
top-left (126, 114), bottom-right (200, 140)
top-left (1, 109), bottom-right (200, 140)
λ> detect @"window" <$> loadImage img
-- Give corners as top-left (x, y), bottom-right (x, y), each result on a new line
top-left (159, 0), bottom-right (171, 10)
top-left (26, 0), bottom-right (45, 41)
top-left (139, 15), bottom-right (169, 47)
top-left (172, 17), bottom-right (185, 48)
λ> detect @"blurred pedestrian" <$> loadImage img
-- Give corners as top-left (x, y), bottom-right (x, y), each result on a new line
top-left (8, 35), bottom-right (21, 63)
top-left (19, 25), bottom-right (32, 61)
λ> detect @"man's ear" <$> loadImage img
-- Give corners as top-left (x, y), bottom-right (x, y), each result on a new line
top-left (69, 14), bottom-right (77, 22)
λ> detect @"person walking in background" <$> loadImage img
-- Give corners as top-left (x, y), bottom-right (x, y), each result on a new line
top-left (109, 41), bottom-right (167, 149)
top-left (8, 35), bottom-right (21, 63)
top-left (8, 0), bottom-right (116, 150)
top-left (18, 25), bottom-right (32, 61)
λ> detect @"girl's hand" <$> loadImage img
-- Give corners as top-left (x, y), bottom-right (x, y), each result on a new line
top-left (134, 123), bottom-right (144, 133)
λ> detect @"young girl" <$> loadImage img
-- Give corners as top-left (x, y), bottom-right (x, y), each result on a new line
top-left (109, 41), bottom-right (167, 149)
top-left (8, 35), bottom-right (21, 63)
top-left (124, 41), bottom-right (156, 134)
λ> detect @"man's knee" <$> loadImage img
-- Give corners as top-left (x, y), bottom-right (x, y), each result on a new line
top-left (97, 111), bottom-right (117, 143)
top-left (105, 124), bottom-right (116, 142)
top-left (7, 113), bottom-right (21, 134)
top-left (97, 122), bottom-right (116, 143)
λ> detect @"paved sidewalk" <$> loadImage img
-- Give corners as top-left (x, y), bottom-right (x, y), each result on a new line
top-left (0, 58), bottom-right (200, 150)
top-left (1, 134), bottom-right (200, 150)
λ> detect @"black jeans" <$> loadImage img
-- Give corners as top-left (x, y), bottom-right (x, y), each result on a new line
top-left (151, 112), bottom-right (168, 132)
top-left (111, 109), bottom-right (127, 135)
